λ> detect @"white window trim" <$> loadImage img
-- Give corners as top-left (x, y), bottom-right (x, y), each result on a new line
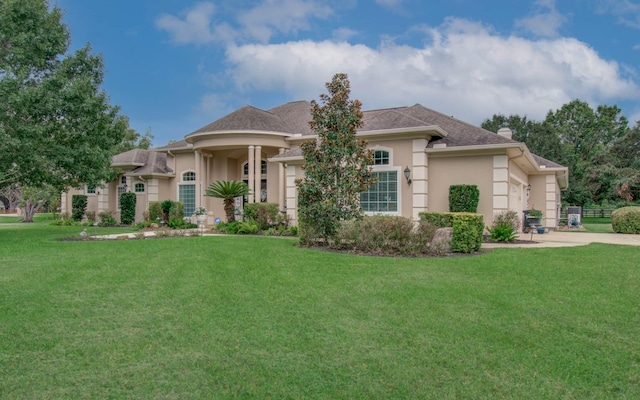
top-left (363, 165), bottom-right (401, 216)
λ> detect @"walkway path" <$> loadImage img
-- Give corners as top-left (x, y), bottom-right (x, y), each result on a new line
top-left (484, 230), bottom-right (640, 248)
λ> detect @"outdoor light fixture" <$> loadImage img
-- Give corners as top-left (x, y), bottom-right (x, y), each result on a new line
top-left (404, 166), bottom-right (412, 185)
top-left (526, 184), bottom-right (531, 196)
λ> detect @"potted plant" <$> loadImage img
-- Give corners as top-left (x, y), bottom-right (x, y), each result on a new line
top-left (523, 208), bottom-right (543, 232)
top-left (528, 209), bottom-right (543, 219)
top-left (194, 206), bottom-right (207, 223)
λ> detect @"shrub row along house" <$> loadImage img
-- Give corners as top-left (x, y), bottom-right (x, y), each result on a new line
top-left (61, 101), bottom-right (568, 229)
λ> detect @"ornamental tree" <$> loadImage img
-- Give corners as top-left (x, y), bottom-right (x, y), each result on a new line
top-left (297, 73), bottom-right (375, 245)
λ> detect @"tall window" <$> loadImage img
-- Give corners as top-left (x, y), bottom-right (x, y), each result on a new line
top-left (180, 171), bottom-right (196, 216)
top-left (242, 161), bottom-right (267, 202)
top-left (360, 170), bottom-right (398, 212)
top-left (179, 185), bottom-right (196, 216)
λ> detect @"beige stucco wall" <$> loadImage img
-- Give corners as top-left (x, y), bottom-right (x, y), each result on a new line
top-left (428, 154), bottom-right (494, 225)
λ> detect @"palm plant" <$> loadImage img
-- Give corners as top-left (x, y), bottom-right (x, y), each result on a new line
top-left (204, 180), bottom-right (251, 222)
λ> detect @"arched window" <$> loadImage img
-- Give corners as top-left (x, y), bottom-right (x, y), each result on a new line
top-left (373, 150), bottom-right (390, 165)
top-left (182, 171), bottom-right (196, 181)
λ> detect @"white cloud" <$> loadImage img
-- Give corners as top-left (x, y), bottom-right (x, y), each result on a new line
top-left (223, 18), bottom-right (640, 124)
top-left (237, 0), bottom-right (333, 43)
top-left (156, 0), bottom-right (333, 45)
top-left (156, 2), bottom-right (217, 44)
top-left (332, 27), bottom-right (358, 42)
top-left (597, 0), bottom-right (640, 29)
top-left (515, 0), bottom-right (567, 37)
top-left (375, 0), bottom-right (403, 10)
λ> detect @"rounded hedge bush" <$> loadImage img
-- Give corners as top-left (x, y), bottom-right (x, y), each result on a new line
top-left (611, 206), bottom-right (640, 234)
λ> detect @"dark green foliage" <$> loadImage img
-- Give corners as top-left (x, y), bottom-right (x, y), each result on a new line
top-left (155, 200), bottom-right (184, 223)
top-left (160, 200), bottom-right (173, 221)
top-left (215, 221), bottom-right (240, 234)
top-left (297, 73), bottom-right (375, 245)
top-left (451, 213), bottom-right (484, 253)
top-left (119, 192), bottom-right (136, 225)
top-left (71, 195), bottom-right (87, 221)
top-left (0, 0), bottom-right (127, 191)
top-left (611, 206), bottom-right (640, 234)
top-left (237, 219), bottom-right (260, 234)
top-left (483, 101), bottom-right (637, 206)
top-left (421, 210), bottom-right (484, 250)
top-left (333, 216), bottom-right (438, 256)
top-left (205, 180), bottom-right (250, 223)
top-left (97, 210), bottom-right (117, 227)
top-left (449, 185), bottom-right (480, 213)
top-left (148, 201), bottom-right (162, 222)
top-left (419, 212), bottom-right (455, 228)
top-left (243, 202), bottom-right (281, 230)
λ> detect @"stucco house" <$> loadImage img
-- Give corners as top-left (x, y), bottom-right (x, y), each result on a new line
top-left (61, 101), bottom-right (568, 229)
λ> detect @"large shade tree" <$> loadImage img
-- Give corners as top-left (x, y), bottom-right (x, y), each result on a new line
top-left (297, 73), bottom-right (375, 244)
top-left (0, 0), bottom-right (127, 206)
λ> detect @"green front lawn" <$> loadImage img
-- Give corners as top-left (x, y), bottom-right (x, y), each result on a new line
top-left (581, 217), bottom-right (614, 233)
top-left (1, 221), bottom-right (639, 398)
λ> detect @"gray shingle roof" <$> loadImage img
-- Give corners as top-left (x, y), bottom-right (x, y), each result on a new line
top-left (112, 149), bottom-right (173, 175)
top-left (190, 105), bottom-right (293, 135)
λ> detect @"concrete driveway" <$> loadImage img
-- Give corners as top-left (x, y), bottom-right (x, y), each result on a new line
top-left (484, 230), bottom-right (640, 248)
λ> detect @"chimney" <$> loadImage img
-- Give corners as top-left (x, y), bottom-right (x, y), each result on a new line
top-left (497, 127), bottom-right (513, 140)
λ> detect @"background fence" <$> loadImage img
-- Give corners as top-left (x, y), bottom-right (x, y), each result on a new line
top-left (560, 208), bottom-right (614, 218)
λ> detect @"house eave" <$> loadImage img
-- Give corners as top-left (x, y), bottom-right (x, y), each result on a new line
top-left (185, 130), bottom-right (292, 144)
top-left (358, 125), bottom-right (449, 140)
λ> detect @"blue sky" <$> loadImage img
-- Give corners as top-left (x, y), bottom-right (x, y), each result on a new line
top-left (56, 0), bottom-right (640, 146)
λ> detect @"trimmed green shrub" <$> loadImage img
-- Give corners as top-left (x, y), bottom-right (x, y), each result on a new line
top-left (71, 195), bottom-right (87, 221)
top-left (419, 212), bottom-right (455, 228)
top-left (170, 201), bottom-right (184, 221)
top-left (449, 185), bottom-right (480, 213)
top-left (611, 206), bottom-right (640, 234)
top-left (120, 192), bottom-right (136, 225)
top-left (451, 213), bottom-right (484, 253)
top-left (421, 211), bottom-right (483, 252)
top-left (149, 202), bottom-right (163, 222)
top-left (333, 215), bottom-right (438, 256)
top-left (243, 202), bottom-right (281, 230)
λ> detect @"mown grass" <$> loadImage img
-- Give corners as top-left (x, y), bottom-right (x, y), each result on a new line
top-left (581, 217), bottom-right (614, 233)
top-left (1, 218), bottom-right (639, 398)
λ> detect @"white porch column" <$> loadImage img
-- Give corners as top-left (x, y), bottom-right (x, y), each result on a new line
top-left (286, 165), bottom-right (298, 225)
top-left (493, 155), bottom-right (509, 216)
top-left (254, 145), bottom-right (262, 202)
top-left (248, 146), bottom-right (255, 203)
top-left (195, 150), bottom-right (202, 207)
top-left (278, 148), bottom-right (285, 210)
top-left (98, 185), bottom-right (109, 213)
top-left (412, 139), bottom-right (429, 220)
top-left (545, 174), bottom-right (557, 227)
